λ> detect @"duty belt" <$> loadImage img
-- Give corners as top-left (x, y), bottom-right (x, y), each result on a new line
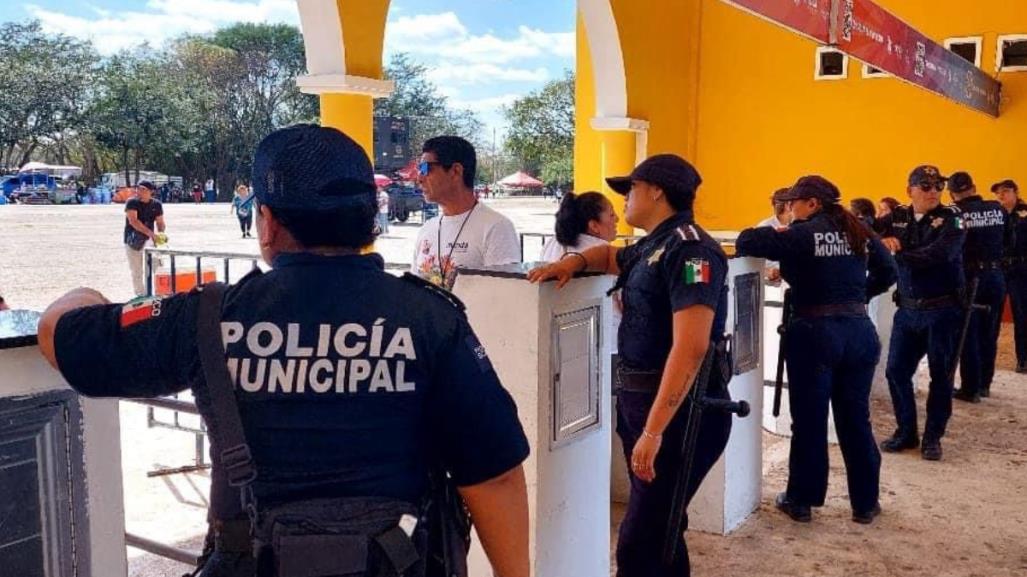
top-left (614, 364), bottom-right (662, 393)
top-left (1004, 256), bottom-right (1027, 269)
top-left (894, 293), bottom-right (960, 311)
top-left (793, 303), bottom-right (867, 319)
top-left (965, 261), bottom-right (1004, 272)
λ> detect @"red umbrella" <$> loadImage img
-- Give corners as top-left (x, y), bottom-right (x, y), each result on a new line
top-left (374, 174), bottom-right (393, 187)
top-left (396, 159), bottom-right (419, 181)
top-left (499, 171), bottom-right (544, 188)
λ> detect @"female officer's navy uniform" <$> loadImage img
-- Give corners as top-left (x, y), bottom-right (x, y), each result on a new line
top-left (995, 179), bottom-right (1027, 373)
top-left (605, 155), bottom-right (732, 577)
top-left (48, 126), bottom-right (530, 577)
top-left (876, 165), bottom-right (966, 461)
top-left (948, 172), bottom-right (1006, 401)
top-left (736, 176), bottom-right (897, 523)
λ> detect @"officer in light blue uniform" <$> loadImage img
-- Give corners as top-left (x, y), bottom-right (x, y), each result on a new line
top-left (37, 125), bottom-right (531, 577)
top-left (876, 165), bottom-right (966, 462)
top-left (736, 176), bottom-right (897, 524)
top-left (948, 172), bottom-right (1006, 402)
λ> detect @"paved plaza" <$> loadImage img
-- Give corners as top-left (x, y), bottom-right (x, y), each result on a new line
top-left (1, 200), bottom-right (1025, 577)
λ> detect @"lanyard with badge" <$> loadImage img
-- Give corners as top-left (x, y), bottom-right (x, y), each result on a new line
top-left (433, 202), bottom-right (478, 289)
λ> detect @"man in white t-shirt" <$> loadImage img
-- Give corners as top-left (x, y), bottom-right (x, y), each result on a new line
top-left (412, 136), bottom-right (521, 289)
top-left (757, 187), bottom-right (792, 283)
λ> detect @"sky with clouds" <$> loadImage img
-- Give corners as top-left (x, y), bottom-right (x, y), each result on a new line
top-left (1, 0), bottom-right (575, 136)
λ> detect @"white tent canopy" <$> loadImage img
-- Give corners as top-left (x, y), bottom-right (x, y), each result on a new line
top-left (19, 162), bottom-right (82, 179)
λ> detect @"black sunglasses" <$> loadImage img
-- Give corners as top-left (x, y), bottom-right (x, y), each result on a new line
top-left (916, 180), bottom-right (944, 192)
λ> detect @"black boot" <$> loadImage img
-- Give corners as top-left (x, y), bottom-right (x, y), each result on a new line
top-left (880, 430), bottom-right (919, 452)
top-left (954, 388), bottom-right (981, 403)
top-left (921, 437), bottom-right (943, 461)
top-left (979, 387), bottom-right (990, 398)
top-left (852, 503), bottom-right (882, 525)
top-left (775, 492), bottom-right (811, 523)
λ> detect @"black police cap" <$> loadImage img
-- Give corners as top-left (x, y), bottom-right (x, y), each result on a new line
top-left (947, 171), bottom-right (975, 194)
top-left (908, 165), bottom-right (948, 187)
top-left (252, 124), bottom-right (375, 211)
top-left (776, 175), bottom-right (841, 204)
top-left (606, 154), bottom-right (702, 200)
top-left (991, 179), bottom-right (1019, 193)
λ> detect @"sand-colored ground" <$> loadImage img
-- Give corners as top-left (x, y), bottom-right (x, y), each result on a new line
top-left (1, 201), bottom-right (1024, 577)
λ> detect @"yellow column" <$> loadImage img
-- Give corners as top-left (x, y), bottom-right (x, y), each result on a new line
top-left (598, 130), bottom-right (638, 236)
top-left (319, 93), bottom-right (374, 159)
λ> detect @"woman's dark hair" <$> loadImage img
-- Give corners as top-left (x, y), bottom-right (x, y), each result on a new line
top-left (266, 196), bottom-right (377, 249)
top-left (555, 191), bottom-right (610, 246)
top-left (823, 202), bottom-right (871, 258)
top-left (849, 198), bottom-right (876, 220)
top-left (880, 197), bottom-right (900, 211)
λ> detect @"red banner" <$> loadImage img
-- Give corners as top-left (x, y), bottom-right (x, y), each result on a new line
top-left (723, 0), bottom-right (1003, 117)
top-left (834, 0), bottom-right (1001, 117)
top-left (723, 0), bottom-right (833, 43)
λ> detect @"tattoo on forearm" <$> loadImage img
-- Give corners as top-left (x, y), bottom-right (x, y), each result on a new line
top-left (666, 371), bottom-right (695, 408)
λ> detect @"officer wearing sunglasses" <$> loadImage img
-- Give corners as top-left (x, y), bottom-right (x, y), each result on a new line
top-left (876, 165), bottom-right (967, 461)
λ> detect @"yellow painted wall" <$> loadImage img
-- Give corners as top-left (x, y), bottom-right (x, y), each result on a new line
top-left (693, 0), bottom-right (1027, 230)
top-left (574, 11), bottom-right (603, 196)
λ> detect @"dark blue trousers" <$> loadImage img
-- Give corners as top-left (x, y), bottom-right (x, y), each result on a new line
top-left (886, 306), bottom-right (961, 440)
top-left (784, 316), bottom-right (881, 512)
top-left (615, 388), bottom-right (732, 577)
top-left (959, 271), bottom-right (1006, 394)
top-left (1007, 270), bottom-right (1027, 368)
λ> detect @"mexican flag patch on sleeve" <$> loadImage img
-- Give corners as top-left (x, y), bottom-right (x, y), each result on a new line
top-left (683, 259), bottom-right (710, 284)
top-left (121, 297), bottom-right (163, 328)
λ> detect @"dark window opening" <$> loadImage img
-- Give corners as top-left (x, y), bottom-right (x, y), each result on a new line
top-left (949, 42), bottom-right (978, 65)
top-left (866, 65), bottom-right (884, 76)
top-left (819, 50), bottom-right (846, 77)
top-left (1001, 39), bottom-right (1027, 68)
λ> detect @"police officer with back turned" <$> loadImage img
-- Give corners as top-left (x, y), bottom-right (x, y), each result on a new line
top-left (877, 165), bottom-right (966, 462)
top-left (948, 171), bottom-right (1006, 402)
top-left (529, 154), bottom-right (733, 577)
top-left (736, 175), bottom-right (896, 524)
top-left (37, 124), bottom-right (531, 577)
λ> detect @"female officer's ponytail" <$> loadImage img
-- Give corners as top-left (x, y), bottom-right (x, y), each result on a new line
top-left (554, 191), bottom-right (609, 247)
top-left (823, 202), bottom-right (871, 258)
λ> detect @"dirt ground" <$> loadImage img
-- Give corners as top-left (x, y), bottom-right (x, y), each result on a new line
top-left (1, 201), bottom-right (1025, 577)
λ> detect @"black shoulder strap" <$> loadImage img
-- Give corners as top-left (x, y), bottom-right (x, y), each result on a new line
top-left (196, 282), bottom-right (257, 488)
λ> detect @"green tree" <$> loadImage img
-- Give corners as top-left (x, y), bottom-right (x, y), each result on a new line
top-left (503, 71), bottom-right (574, 188)
top-left (375, 53), bottom-right (484, 156)
top-left (0, 21), bottom-right (97, 170)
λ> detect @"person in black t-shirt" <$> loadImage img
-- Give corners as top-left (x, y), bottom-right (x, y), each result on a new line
top-left (123, 181), bottom-right (165, 296)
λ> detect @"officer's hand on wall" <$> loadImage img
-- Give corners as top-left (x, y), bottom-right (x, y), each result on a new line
top-left (882, 237), bottom-right (903, 253)
top-left (527, 257), bottom-right (581, 289)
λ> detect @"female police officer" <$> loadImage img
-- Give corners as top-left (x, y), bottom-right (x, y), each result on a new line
top-left (736, 176), bottom-right (897, 524)
top-left (529, 154), bottom-right (732, 577)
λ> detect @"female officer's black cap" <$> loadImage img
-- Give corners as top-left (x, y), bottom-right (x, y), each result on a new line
top-left (605, 154), bottom-right (702, 201)
top-left (252, 124), bottom-right (376, 211)
top-left (776, 175), bottom-right (841, 204)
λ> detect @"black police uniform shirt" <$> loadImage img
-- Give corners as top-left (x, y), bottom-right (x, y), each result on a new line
top-left (53, 253), bottom-right (530, 514)
top-left (1006, 201), bottom-right (1027, 268)
top-left (124, 197), bottom-right (163, 249)
top-left (954, 195), bottom-right (1006, 269)
top-left (876, 204), bottom-right (966, 300)
top-left (615, 210), bottom-right (729, 372)
top-left (735, 212), bottom-right (897, 307)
